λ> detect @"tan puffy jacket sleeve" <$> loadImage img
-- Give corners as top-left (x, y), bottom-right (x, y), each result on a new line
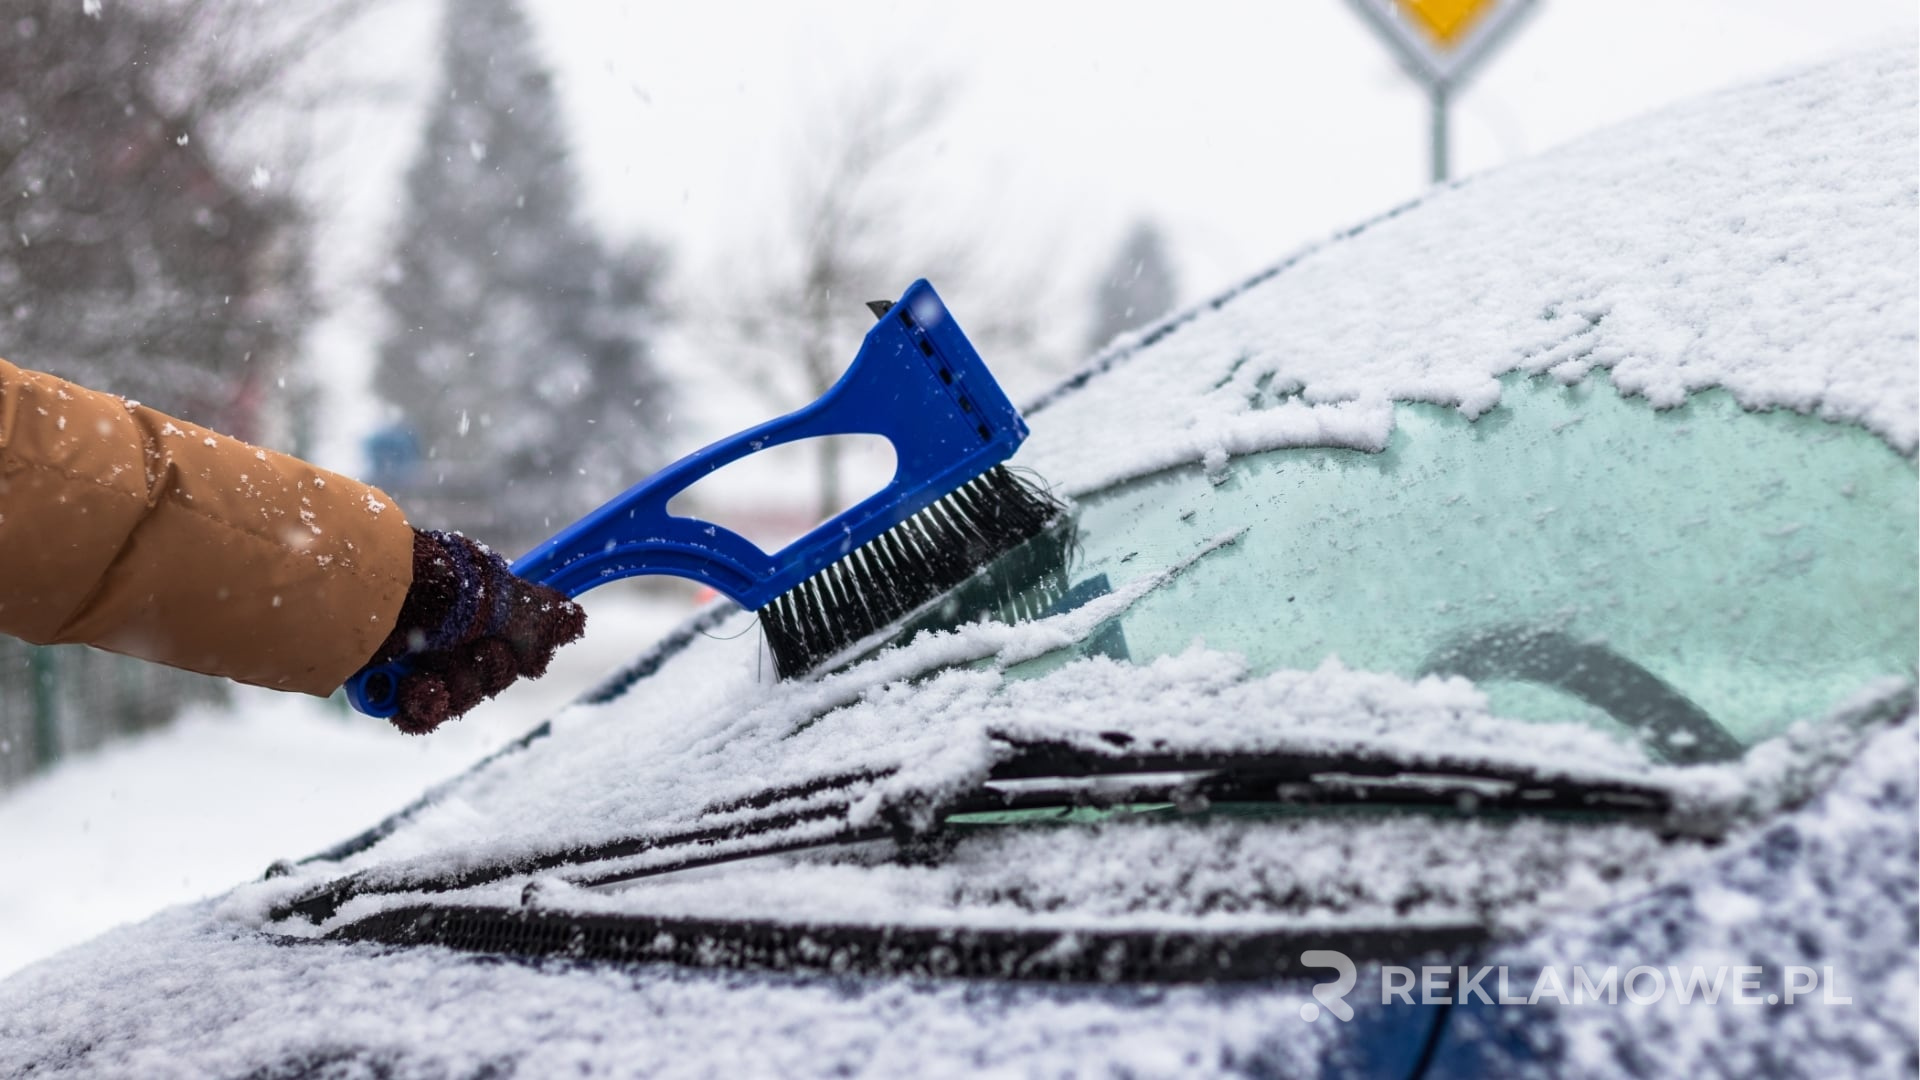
top-left (0, 357), bottom-right (414, 695)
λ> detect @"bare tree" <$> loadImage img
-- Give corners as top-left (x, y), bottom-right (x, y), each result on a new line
top-left (707, 77), bottom-right (1051, 520)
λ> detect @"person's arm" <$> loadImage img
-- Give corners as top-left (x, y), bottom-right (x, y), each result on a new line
top-left (0, 358), bottom-right (583, 732)
top-left (0, 356), bottom-right (413, 693)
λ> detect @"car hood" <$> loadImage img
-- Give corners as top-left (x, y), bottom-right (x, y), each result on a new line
top-left (1, 713), bottom-right (1910, 1079)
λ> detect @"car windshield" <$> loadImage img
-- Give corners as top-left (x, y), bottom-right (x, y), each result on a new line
top-left (884, 374), bottom-right (1918, 763)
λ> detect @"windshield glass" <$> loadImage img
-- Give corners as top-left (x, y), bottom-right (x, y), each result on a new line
top-left (887, 375), bottom-right (1918, 762)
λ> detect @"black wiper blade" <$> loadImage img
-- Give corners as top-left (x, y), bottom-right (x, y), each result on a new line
top-left (274, 737), bottom-right (1690, 926)
top-left (980, 738), bottom-right (1681, 820)
top-left (327, 903), bottom-right (1488, 986)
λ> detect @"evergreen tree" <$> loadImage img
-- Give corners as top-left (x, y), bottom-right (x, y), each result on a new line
top-left (1085, 220), bottom-right (1179, 354)
top-left (375, 0), bottom-right (667, 551)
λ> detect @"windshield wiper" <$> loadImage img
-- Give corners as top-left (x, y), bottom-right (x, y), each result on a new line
top-left (327, 902), bottom-right (1488, 986)
top-left (976, 738), bottom-right (1680, 821)
top-left (274, 735), bottom-right (1685, 926)
top-left (294, 737), bottom-right (1694, 985)
top-left (271, 765), bottom-right (902, 924)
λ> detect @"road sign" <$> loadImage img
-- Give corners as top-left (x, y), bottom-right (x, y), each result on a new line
top-left (1348, 0), bottom-right (1537, 90)
top-left (1349, 0), bottom-right (1537, 183)
top-left (1401, 0), bottom-right (1492, 45)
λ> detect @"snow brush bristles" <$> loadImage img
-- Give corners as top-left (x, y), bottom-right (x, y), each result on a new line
top-left (345, 280), bottom-right (1065, 715)
top-left (759, 464), bottom-right (1065, 677)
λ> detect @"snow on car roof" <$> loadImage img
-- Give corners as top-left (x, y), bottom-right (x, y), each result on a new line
top-left (1024, 45), bottom-right (1918, 496)
top-left (269, 46), bottom-right (1918, 897)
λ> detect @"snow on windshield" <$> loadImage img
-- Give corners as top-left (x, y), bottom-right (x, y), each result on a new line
top-left (260, 46), bottom-right (1912, 904)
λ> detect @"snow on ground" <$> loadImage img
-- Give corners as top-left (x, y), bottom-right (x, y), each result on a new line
top-left (0, 694), bottom-right (459, 979)
top-left (0, 588), bottom-right (692, 979)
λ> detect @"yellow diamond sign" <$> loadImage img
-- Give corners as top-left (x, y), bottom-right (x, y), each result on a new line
top-left (1396, 0), bottom-right (1496, 49)
top-left (1347, 0), bottom-right (1537, 87)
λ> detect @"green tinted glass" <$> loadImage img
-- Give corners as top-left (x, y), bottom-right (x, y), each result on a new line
top-left (908, 376), bottom-right (1918, 762)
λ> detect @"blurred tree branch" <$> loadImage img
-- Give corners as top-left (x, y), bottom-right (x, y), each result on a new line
top-left (706, 74), bottom-right (1053, 519)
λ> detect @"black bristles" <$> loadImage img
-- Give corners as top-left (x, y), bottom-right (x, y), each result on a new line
top-left (758, 465), bottom-right (1068, 679)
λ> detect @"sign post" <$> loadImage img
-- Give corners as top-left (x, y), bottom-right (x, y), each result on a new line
top-left (1347, 0), bottom-right (1539, 183)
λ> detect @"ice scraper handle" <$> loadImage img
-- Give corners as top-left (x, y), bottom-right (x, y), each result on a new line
top-left (345, 661), bottom-right (410, 718)
top-left (346, 280), bottom-right (1031, 718)
top-left (511, 279), bottom-right (1028, 605)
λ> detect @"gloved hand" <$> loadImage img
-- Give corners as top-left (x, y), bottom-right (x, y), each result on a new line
top-left (363, 529), bottom-right (587, 734)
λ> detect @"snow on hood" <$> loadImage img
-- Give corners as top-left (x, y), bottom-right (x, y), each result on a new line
top-left (1, 720), bottom-right (1908, 1079)
top-left (1023, 46), bottom-right (1918, 496)
top-left (1430, 715), bottom-right (1920, 1079)
top-left (0, 897), bottom-right (1342, 1079)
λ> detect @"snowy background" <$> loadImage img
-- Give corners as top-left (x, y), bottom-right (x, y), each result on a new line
top-left (301, 0), bottom-right (1920, 467)
top-left (1, 0), bottom-right (1915, 981)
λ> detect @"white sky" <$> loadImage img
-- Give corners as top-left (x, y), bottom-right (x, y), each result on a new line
top-left (303, 0), bottom-right (1917, 470)
top-left (532, 0), bottom-right (1917, 304)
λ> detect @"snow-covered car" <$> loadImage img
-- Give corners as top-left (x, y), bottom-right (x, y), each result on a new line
top-left (3, 47), bottom-right (1915, 1080)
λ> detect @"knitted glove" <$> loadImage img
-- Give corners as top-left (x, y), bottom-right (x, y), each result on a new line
top-left (364, 529), bottom-right (587, 735)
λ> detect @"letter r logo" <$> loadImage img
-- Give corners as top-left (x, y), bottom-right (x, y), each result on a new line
top-left (1300, 949), bottom-right (1357, 1022)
